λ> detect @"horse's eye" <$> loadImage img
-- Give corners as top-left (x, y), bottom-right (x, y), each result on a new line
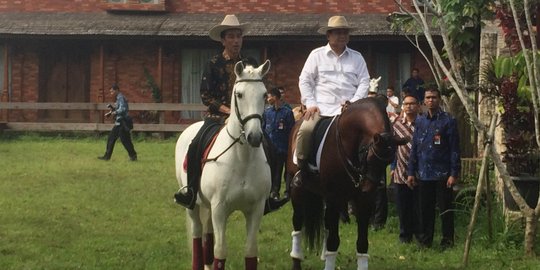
top-left (236, 93), bottom-right (243, 99)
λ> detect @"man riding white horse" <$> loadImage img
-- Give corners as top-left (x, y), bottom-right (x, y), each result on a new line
top-left (174, 14), bottom-right (286, 213)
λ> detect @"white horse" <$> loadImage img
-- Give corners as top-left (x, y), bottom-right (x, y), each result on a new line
top-left (175, 60), bottom-right (271, 270)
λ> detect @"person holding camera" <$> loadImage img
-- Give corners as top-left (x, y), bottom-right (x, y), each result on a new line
top-left (98, 84), bottom-right (137, 161)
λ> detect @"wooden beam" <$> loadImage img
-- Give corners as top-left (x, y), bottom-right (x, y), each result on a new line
top-left (0, 102), bottom-right (206, 111)
top-left (5, 122), bottom-right (191, 132)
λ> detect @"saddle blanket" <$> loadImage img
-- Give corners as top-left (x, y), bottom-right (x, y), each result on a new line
top-left (293, 116), bottom-right (337, 171)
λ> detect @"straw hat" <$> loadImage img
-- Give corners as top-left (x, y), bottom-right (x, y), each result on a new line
top-left (317, 15), bottom-right (355, 34)
top-left (209, 14), bottom-right (250, 41)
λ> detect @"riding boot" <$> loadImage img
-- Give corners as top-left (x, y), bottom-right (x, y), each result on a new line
top-left (174, 187), bottom-right (196, 209)
top-left (356, 253), bottom-right (369, 270)
top-left (263, 196), bottom-right (289, 215)
top-left (294, 159), bottom-right (308, 187)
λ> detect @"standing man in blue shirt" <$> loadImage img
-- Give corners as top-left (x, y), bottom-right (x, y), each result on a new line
top-left (98, 84), bottom-right (137, 161)
top-left (407, 87), bottom-right (460, 249)
top-left (263, 87), bottom-right (295, 199)
top-left (403, 68), bottom-right (425, 103)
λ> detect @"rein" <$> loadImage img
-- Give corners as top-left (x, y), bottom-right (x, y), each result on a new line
top-left (203, 78), bottom-right (264, 163)
top-left (335, 114), bottom-right (393, 188)
top-left (335, 114), bottom-right (367, 188)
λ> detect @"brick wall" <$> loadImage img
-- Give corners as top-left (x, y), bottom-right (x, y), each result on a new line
top-left (0, 0), bottom-right (401, 14)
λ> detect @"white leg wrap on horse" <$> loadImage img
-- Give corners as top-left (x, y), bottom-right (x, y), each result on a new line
top-left (290, 231), bottom-right (304, 260)
top-left (323, 251), bottom-right (337, 270)
top-left (356, 253), bottom-right (369, 270)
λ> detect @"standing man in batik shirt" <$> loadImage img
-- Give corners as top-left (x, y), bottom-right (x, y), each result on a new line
top-left (391, 94), bottom-right (420, 243)
top-left (407, 88), bottom-right (460, 249)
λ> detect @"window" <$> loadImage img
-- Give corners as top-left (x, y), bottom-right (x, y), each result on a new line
top-left (140, 0), bottom-right (159, 3)
top-left (108, 0), bottom-right (126, 3)
top-left (181, 49), bottom-right (218, 119)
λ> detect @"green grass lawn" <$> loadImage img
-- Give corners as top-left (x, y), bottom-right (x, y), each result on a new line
top-left (0, 134), bottom-right (539, 269)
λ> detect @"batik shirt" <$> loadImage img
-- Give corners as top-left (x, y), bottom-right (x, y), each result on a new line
top-left (391, 116), bottom-right (415, 184)
top-left (113, 93), bottom-right (129, 126)
top-left (262, 105), bottom-right (295, 155)
top-left (200, 54), bottom-right (257, 117)
top-left (407, 109), bottom-right (461, 181)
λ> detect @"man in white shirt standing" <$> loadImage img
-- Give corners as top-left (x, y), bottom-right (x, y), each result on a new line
top-left (386, 86), bottom-right (400, 114)
top-left (385, 86), bottom-right (399, 123)
top-left (296, 15), bottom-right (370, 172)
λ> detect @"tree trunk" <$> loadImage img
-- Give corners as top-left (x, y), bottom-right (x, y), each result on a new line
top-left (524, 214), bottom-right (538, 257)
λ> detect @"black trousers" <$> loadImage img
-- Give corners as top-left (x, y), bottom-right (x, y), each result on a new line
top-left (371, 175), bottom-right (388, 227)
top-left (104, 124), bottom-right (137, 159)
top-left (394, 183), bottom-right (419, 242)
top-left (271, 152), bottom-right (287, 194)
top-left (417, 179), bottom-right (455, 247)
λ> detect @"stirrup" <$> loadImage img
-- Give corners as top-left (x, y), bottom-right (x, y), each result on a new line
top-left (174, 187), bottom-right (196, 209)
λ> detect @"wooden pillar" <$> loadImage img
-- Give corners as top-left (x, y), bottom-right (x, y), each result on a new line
top-left (1, 44), bottom-right (9, 121)
top-left (98, 44), bottom-right (105, 124)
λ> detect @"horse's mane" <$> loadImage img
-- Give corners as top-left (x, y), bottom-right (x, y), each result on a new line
top-left (347, 95), bottom-right (391, 131)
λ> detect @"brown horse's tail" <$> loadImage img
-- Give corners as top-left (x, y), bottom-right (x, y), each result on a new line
top-left (302, 189), bottom-right (324, 251)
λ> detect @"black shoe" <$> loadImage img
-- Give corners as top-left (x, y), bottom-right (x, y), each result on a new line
top-left (130, 155), bottom-right (137, 161)
top-left (263, 196), bottom-right (289, 215)
top-left (98, 156), bottom-right (110, 161)
top-left (270, 191), bottom-right (280, 200)
top-left (174, 188), bottom-right (196, 209)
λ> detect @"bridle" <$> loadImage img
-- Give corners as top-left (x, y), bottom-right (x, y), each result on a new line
top-left (230, 78), bottom-right (264, 138)
top-left (205, 78), bottom-right (264, 163)
top-left (335, 115), bottom-right (395, 188)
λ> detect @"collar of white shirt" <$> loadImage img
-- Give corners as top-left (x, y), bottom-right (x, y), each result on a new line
top-left (324, 44), bottom-right (350, 57)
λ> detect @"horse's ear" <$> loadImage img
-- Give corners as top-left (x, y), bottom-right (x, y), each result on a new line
top-left (235, 61), bottom-right (245, 77)
top-left (257, 60), bottom-right (271, 77)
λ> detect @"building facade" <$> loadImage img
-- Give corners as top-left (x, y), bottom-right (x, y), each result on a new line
top-left (0, 0), bottom-right (435, 125)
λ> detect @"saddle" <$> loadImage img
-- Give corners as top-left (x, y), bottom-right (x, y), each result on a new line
top-left (306, 116), bottom-right (334, 172)
top-left (184, 121), bottom-right (223, 187)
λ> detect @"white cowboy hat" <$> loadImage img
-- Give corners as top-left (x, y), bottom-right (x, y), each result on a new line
top-left (317, 15), bottom-right (355, 34)
top-left (209, 14), bottom-right (250, 41)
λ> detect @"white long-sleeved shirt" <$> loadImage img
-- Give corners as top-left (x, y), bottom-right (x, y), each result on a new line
top-left (298, 44), bottom-right (370, 116)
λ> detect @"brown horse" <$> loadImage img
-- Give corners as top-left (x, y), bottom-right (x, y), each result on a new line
top-left (286, 96), bottom-right (405, 270)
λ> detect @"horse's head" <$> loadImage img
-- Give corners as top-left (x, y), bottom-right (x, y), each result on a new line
top-left (368, 76), bottom-right (381, 94)
top-left (230, 59), bottom-right (271, 147)
top-left (339, 98), bottom-right (407, 189)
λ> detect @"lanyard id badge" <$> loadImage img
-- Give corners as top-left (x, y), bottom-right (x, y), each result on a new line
top-left (433, 129), bottom-right (441, 145)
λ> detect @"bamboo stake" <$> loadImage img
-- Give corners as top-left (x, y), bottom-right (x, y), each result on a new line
top-left (463, 113), bottom-right (498, 267)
